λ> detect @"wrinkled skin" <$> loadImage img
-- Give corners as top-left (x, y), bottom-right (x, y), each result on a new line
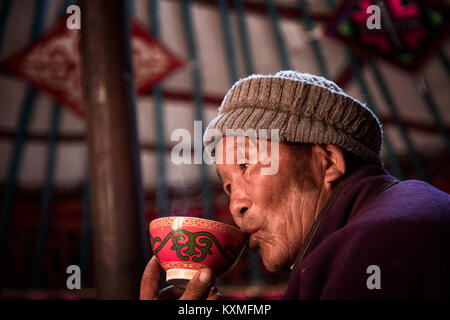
top-left (215, 137), bottom-right (344, 272)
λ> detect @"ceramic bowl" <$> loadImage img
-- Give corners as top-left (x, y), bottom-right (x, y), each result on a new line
top-left (149, 216), bottom-right (247, 287)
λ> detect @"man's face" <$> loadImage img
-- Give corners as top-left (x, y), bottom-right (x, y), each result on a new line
top-left (215, 136), bottom-right (324, 272)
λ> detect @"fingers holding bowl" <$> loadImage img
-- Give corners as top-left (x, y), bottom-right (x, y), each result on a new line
top-left (139, 257), bottom-right (219, 300)
top-left (180, 268), bottom-right (216, 300)
top-left (140, 256), bottom-right (162, 300)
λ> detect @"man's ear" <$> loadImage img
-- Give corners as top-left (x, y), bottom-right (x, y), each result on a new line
top-left (321, 144), bottom-right (346, 185)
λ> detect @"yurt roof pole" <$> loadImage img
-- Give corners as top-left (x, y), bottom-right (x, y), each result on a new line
top-left (346, 50), bottom-right (404, 179)
top-left (297, 0), bottom-right (328, 77)
top-left (181, 0), bottom-right (213, 220)
top-left (234, 0), bottom-right (254, 76)
top-left (80, 173), bottom-right (91, 289)
top-left (79, 0), bottom-right (148, 299)
top-left (325, 0), bottom-right (336, 9)
top-left (433, 51), bottom-right (450, 150)
top-left (126, 0), bottom-right (135, 16)
top-left (0, 0), bottom-right (12, 55)
top-left (149, 0), bottom-right (169, 217)
top-left (368, 61), bottom-right (429, 181)
top-left (265, 0), bottom-right (291, 70)
top-left (31, 0), bottom-right (74, 289)
top-left (438, 50), bottom-right (450, 80)
top-left (31, 103), bottom-right (61, 288)
top-left (218, 0), bottom-right (239, 83)
top-left (413, 76), bottom-right (450, 153)
top-left (0, 0), bottom-right (48, 279)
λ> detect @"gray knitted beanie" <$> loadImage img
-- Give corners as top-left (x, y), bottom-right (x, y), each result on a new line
top-left (203, 70), bottom-right (383, 165)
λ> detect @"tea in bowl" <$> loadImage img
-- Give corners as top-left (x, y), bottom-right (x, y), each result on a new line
top-left (149, 216), bottom-right (247, 287)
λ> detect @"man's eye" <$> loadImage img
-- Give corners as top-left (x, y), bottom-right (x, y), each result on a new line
top-left (240, 163), bottom-right (250, 171)
top-left (224, 184), bottom-right (231, 195)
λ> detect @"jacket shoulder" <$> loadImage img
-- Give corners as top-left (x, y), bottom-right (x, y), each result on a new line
top-left (355, 179), bottom-right (450, 227)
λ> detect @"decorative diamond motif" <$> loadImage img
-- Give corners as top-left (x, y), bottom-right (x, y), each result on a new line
top-left (0, 18), bottom-right (184, 117)
top-left (326, 0), bottom-right (450, 71)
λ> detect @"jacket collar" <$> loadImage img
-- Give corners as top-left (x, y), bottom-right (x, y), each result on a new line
top-left (291, 164), bottom-right (399, 271)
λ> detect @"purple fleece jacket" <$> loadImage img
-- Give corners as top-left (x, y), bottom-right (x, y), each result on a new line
top-left (283, 165), bottom-right (450, 299)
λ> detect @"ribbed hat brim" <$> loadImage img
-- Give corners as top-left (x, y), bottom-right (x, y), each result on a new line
top-left (205, 107), bottom-right (382, 165)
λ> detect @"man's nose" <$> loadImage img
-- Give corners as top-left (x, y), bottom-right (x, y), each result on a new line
top-left (229, 189), bottom-right (251, 222)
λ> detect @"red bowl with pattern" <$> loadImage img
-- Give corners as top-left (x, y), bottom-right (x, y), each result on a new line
top-left (149, 216), bottom-right (248, 287)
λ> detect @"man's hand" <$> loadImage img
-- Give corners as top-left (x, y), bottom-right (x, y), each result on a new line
top-left (140, 256), bottom-right (221, 300)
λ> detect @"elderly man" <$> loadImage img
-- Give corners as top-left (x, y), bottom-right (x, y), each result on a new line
top-left (140, 71), bottom-right (450, 300)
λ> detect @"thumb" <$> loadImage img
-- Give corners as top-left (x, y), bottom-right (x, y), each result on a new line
top-left (180, 268), bottom-right (215, 300)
